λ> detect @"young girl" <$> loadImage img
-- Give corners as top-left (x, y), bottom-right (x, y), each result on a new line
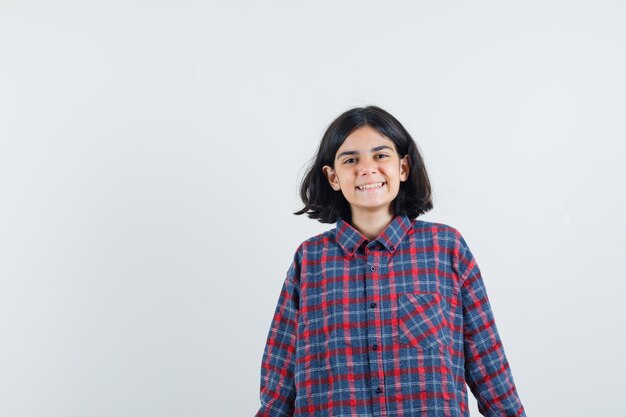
top-left (255, 106), bottom-right (527, 417)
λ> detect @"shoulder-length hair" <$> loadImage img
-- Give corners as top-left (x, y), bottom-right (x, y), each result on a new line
top-left (294, 105), bottom-right (433, 224)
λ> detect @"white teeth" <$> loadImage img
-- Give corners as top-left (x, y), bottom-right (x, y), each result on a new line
top-left (357, 182), bottom-right (385, 190)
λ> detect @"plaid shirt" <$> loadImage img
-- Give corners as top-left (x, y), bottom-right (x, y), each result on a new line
top-left (256, 215), bottom-right (526, 417)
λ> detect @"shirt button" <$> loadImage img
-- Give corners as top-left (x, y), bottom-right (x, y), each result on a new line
top-left (370, 302), bottom-right (376, 308)
top-left (370, 265), bottom-right (375, 271)
top-left (372, 344), bottom-right (378, 351)
top-left (375, 387), bottom-right (383, 394)
top-left (390, 245), bottom-right (394, 250)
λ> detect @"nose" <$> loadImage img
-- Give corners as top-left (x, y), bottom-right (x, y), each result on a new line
top-left (357, 156), bottom-right (378, 174)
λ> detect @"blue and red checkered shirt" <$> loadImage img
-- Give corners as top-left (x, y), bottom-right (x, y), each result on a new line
top-left (256, 215), bottom-right (526, 417)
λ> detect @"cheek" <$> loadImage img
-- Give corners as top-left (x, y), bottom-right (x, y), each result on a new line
top-left (387, 177), bottom-right (401, 190)
top-left (338, 175), bottom-right (353, 186)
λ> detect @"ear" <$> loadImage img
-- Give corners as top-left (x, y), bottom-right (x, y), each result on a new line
top-left (322, 165), bottom-right (341, 191)
top-left (400, 155), bottom-right (410, 182)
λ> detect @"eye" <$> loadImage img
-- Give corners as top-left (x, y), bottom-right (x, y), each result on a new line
top-left (376, 153), bottom-right (389, 159)
top-left (344, 158), bottom-right (357, 164)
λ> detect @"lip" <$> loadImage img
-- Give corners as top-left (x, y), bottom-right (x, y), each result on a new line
top-left (355, 181), bottom-right (387, 190)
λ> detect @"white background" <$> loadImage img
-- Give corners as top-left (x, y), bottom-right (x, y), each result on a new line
top-left (1, 1), bottom-right (625, 416)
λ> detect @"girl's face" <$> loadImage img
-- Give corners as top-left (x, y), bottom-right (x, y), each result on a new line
top-left (322, 125), bottom-right (410, 219)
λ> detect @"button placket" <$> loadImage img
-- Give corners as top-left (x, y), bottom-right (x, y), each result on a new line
top-left (365, 249), bottom-right (386, 407)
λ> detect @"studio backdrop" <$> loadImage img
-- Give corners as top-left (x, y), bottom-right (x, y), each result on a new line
top-left (0, 1), bottom-right (624, 416)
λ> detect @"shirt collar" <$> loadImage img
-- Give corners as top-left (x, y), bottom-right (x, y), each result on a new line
top-left (335, 214), bottom-right (413, 256)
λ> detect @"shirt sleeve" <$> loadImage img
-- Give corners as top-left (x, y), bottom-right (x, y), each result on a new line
top-left (255, 249), bottom-right (301, 417)
top-left (456, 233), bottom-right (527, 417)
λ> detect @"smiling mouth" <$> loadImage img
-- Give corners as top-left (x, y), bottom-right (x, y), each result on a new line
top-left (356, 181), bottom-right (386, 191)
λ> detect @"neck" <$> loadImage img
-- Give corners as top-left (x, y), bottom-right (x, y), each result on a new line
top-left (350, 208), bottom-right (395, 241)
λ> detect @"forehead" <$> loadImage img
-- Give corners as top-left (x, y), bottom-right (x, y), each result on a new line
top-left (335, 126), bottom-right (397, 157)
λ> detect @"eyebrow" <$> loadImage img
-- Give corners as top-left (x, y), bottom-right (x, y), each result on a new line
top-left (336, 145), bottom-right (394, 160)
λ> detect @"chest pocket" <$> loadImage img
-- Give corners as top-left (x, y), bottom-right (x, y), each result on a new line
top-left (397, 292), bottom-right (450, 350)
